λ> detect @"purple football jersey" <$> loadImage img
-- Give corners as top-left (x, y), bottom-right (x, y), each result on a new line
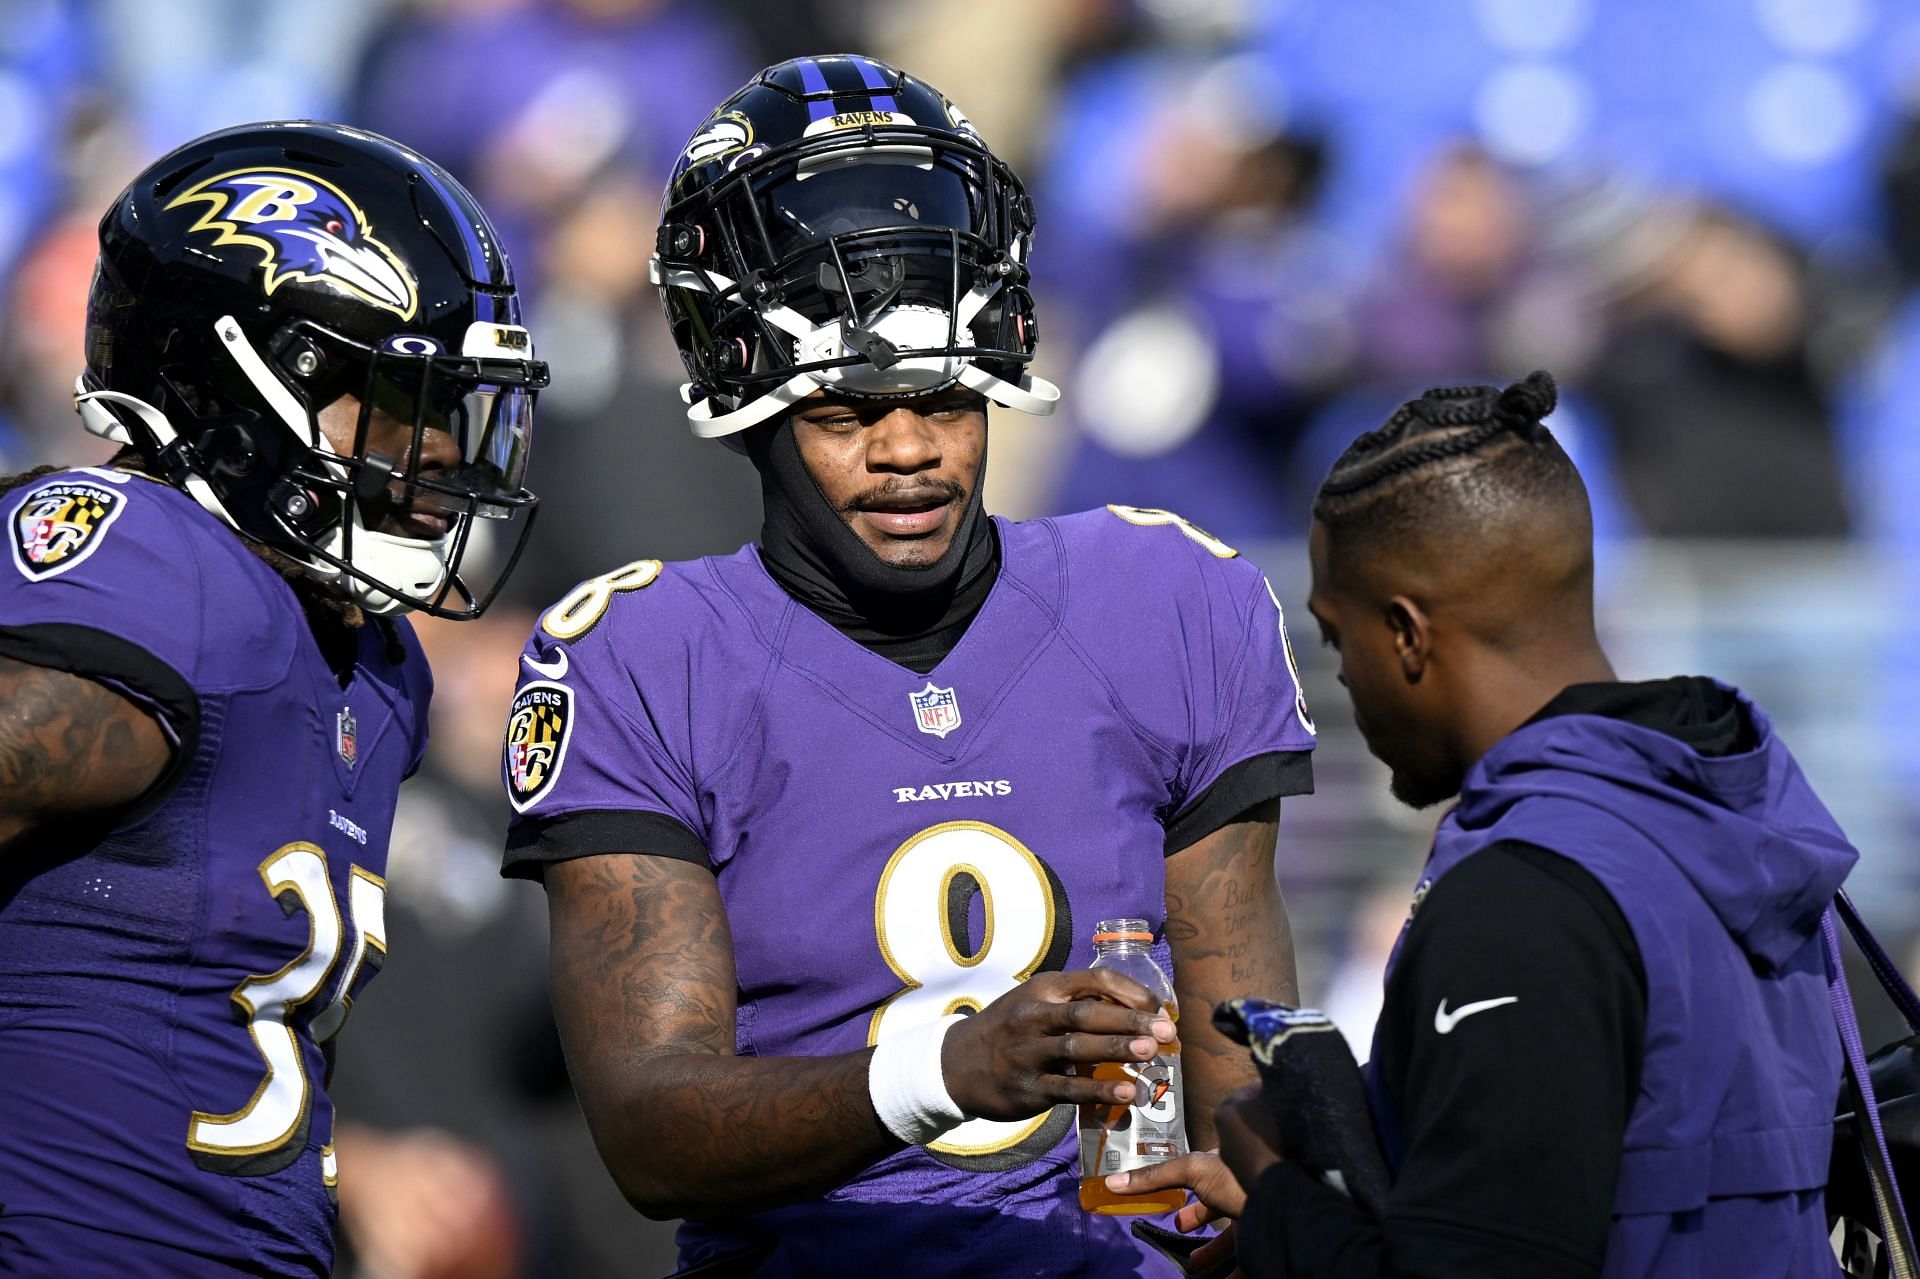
top-left (0, 469), bottom-right (430, 1276)
top-left (504, 507), bottom-right (1315, 1276)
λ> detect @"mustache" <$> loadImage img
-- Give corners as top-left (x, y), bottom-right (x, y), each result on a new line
top-left (839, 477), bottom-right (967, 512)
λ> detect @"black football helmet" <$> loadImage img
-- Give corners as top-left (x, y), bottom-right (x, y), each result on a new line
top-left (77, 120), bottom-right (546, 618)
top-left (652, 54), bottom-right (1060, 438)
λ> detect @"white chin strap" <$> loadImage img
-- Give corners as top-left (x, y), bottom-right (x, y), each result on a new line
top-left (72, 318), bottom-right (451, 616)
top-left (320, 522), bottom-right (450, 615)
top-left (76, 380), bottom-right (242, 535)
top-left (653, 259), bottom-right (1061, 439)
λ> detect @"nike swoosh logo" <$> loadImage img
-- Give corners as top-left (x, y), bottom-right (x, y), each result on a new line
top-left (522, 650), bottom-right (569, 681)
top-left (1434, 996), bottom-right (1519, 1035)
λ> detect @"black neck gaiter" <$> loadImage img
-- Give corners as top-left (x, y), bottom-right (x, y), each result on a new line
top-left (748, 419), bottom-right (999, 674)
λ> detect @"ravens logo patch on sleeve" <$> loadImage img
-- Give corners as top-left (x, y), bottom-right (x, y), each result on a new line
top-left (11, 477), bottom-right (128, 580)
top-left (505, 682), bottom-right (573, 810)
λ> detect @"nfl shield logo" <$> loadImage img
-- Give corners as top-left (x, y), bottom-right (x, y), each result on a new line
top-left (909, 682), bottom-right (962, 739)
top-left (336, 707), bottom-right (357, 770)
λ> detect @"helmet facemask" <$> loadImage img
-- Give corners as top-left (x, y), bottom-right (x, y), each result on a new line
top-left (654, 122), bottom-right (1059, 438)
top-left (78, 312), bottom-right (546, 619)
top-left (79, 120), bottom-right (547, 622)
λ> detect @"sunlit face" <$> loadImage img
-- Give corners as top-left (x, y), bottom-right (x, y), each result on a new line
top-left (1307, 521), bottom-right (1462, 809)
top-left (789, 388), bottom-right (987, 569)
top-left (315, 393), bottom-right (462, 541)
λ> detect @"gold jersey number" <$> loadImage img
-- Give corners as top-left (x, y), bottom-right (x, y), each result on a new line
top-left (870, 820), bottom-right (1076, 1171)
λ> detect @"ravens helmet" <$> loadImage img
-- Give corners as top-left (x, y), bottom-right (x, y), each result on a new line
top-left (77, 120), bottom-right (546, 618)
top-left (653, 54), bottom-right (1060, 438)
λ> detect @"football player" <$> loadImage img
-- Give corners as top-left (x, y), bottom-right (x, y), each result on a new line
top-left (0, 121), bottom-right (546, 1275)
top-left (503, 56), bottom-right (1317, 1275)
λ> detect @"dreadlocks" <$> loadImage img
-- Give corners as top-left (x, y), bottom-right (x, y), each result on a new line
top-left (3, 451), bottom-right (377, 663)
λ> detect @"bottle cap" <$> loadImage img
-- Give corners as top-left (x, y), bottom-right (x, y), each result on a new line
top-left (1091, 929), bottom-right (1153, 942)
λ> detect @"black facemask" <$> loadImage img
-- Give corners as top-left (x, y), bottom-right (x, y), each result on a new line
top-left (748, 416), bottom-right (999, 672)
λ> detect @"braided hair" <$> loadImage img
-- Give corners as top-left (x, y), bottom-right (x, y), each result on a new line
top-left (1312, 370), bottom-right (1586, 569)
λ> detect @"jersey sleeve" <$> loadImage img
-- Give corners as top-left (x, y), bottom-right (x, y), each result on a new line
top-left (1053, 507), bottom-right (1318, 848)
top-left (500, 576), bottom-right (713, 879)
top-left (1167, 544), bottom-right (1318, 827)
top-left (0, 471), bottom-right (212, 791)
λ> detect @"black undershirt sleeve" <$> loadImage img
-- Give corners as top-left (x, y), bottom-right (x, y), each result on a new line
top-left (1164, 750), bottom-right (1314, 854)
top-left (1237, 841), bottom-right (1647, 1279)
top-left (502, 808), bottom-right (713, 880)
top-left (0, 622), bottom-right (201, 825)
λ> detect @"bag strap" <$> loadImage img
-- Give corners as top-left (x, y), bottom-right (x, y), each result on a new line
top-left (1836, 890), bottom-right (1920, 1036)
top-left (1825, 908), bottom-right (1918, 1278)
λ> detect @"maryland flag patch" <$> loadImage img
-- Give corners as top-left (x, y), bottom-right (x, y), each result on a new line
top-left (505, 682), bottom-right (572, 811)
top-left (11, 479), bottom-right (128, 580)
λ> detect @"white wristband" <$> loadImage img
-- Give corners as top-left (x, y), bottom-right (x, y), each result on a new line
top-left (868, 1013), bottom-right (967, 1146)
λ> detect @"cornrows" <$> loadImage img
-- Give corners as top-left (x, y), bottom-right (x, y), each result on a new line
top-left (1315, 371), bottom-right (1560, 511)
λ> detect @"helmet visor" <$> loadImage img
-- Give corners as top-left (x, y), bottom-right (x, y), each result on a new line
top-left (359, 352), bottom-right (540, 513)
top-left (757, 153), bottom-right (985, 262)
top-left (277, 321), bottom-right (547, 617)
top-left (289, 323), bottom-right (545, 514)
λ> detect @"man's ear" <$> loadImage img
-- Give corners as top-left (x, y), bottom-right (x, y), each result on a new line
top-left (1386, 595), bottom-right (1430, 683)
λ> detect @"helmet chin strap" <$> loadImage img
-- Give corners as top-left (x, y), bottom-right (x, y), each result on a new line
top-left (214, 316), bottom-right (320, 449)
top-left (687, 370), bottom-right (821, 439)
top-left (955, 361), bottom-right (1059, 416)
top-left (322, 522), bottom-right (451, 615)
top-left (656, 260), bottom-right (1061, 437)
top-left (74, 377), bottom-right (242, 535)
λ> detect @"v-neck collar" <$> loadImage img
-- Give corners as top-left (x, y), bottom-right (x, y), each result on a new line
top-left (315, 618), bottom-right (405, 796)
top-left (722, 517), bottom-right (1063, 763)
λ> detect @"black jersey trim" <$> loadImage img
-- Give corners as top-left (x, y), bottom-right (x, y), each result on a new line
top-left (503, 808), bottom-right (713, 880)
top-left (1164, 750), bottom-right (1313, 856)
top-left (0, 622), bottom-right (200, 825)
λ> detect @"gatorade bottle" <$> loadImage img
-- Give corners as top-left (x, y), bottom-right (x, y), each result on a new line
top-left (1077, 917), bottom-right (1189, 1214)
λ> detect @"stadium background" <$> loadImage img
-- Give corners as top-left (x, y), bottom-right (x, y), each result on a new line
top-left (4, 0), bottom-right (1919, 1273)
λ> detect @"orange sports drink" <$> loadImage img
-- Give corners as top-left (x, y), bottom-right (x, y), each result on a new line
top-left (1077, 918), bottom-right (1190, 1214)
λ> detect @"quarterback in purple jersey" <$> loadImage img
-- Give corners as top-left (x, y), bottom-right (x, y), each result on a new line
top-left (503, 56), bottom-right (1316, 1276)
top-left (0, 122), bottom-right (545, 1275)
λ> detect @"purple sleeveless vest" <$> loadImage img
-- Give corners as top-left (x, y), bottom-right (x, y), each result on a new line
top-left (1371, 686), bottom-right (1852, 1278)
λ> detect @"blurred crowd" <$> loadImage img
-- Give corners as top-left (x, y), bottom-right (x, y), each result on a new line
top-left (8, 0), bottom-right (1920, 1274)
top-left (12, 0), bottom-right (1920, 571)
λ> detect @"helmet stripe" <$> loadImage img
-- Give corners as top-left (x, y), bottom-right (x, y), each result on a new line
top-left (850, 55), bottom-right (899, 113)
top-left (792, 56), bottom-right (836, 122)
top-left (412, 164), bottom-right (505, 319)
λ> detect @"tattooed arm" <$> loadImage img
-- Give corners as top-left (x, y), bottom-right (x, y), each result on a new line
top-left (0, 655), bottom-right (170, 851)
top-left (544, 852), bottom-right (1175, 1219)
top-left (1164, 798), bottom-right (1293, 1150)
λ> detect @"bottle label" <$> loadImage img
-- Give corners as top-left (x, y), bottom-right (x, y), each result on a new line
top-left (1078, 1054), bottom-right (1188, 1177)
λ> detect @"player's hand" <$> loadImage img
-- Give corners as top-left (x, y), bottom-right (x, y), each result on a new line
top-left (1106, 1151), bottom-right (1244, 1273)
top-left (334, 1124), bottom-right (521, 1279)
top-left (1215, 1082), bottom-right (1285, 1191)
top-left (1104, 1148), bottom-right (1246, 1227)
top-left (941, 968), bottom-right (1176, 1121)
